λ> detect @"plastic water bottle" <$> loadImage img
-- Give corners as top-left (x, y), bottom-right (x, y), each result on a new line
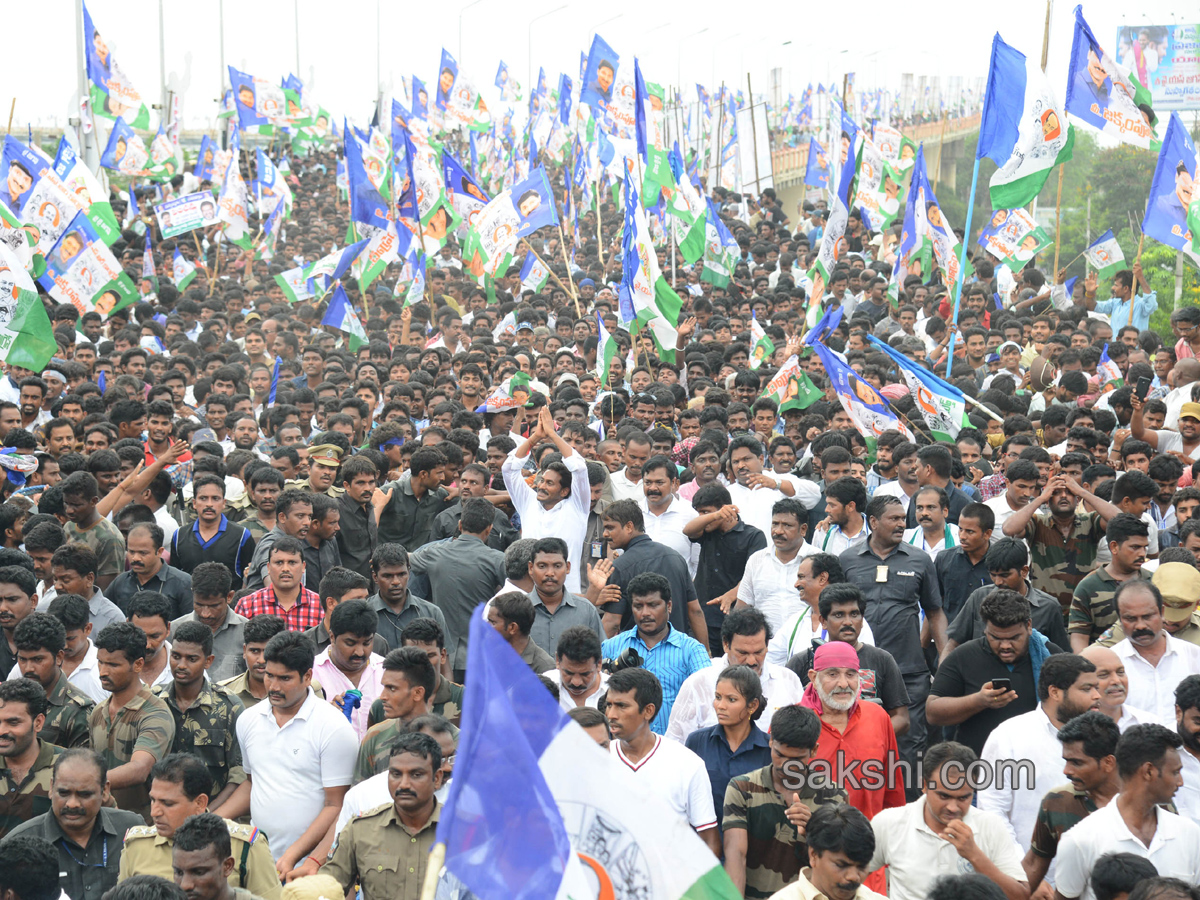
top-left (339, 689), bottom-right (362, 722)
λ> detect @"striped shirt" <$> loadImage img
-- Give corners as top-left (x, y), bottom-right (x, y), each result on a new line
top-left (602, 625), bottom-right (711, 734)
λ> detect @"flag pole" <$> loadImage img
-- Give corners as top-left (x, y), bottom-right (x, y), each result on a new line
top-left (555, 221), bottom-right (582, 317)
top-left (944, 154), bottom-right (980, 383)
top-left (1052, 163), bottom-right (1065, 273)
top-left (419, 843), bottom-right (445, 900)
top-left (930, 112), bottom-right (948, 194)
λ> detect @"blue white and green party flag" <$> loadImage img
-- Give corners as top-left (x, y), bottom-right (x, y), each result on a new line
top-left (760, 354), bottom-right (823, 412)
top-left (1064, 6), bottom-right (1158, 150)
top-left (595, 312), bottom-right (618, 387)
top-left (216, 137), bottom-right (250, 246)
top-left (617, 169), bottom-right (680, 360)
top-left (1098, 343), bottom-right (1124, 387)
top-left (475, 371), bottom-right (533, 413)
top-left (518, 253), bottom-right (550, 293)
top-left (321, 284), bottom-right (367, 350)
top-left (1083, 229), bottom-right (1125, 278)
top-left (172, 247), bottom-right (196, 290)
top-left (466, 166), bottom-right (558, 279)
top-left (275, 265), bottom-right (312, 304)
top-left (51, 138), bottom-right (120, 246)
top-left (100, 118), bottom-right (152, 176)
top-left (806, 115), bottom-right (858, 326)
top-left (83, 2), bottom-right (152, 129)
top-left (811, 340), bottom-right (911, 444)
top-left (36, 210), bottom-right (138, 317)
top-left (304, 239), bottom-right (369, 296)
top-left (701, 197), bottom-right (739, 288)
top-left (977, 207), bottom-right (1051, 271)
top-left (749, 313), bottom-right (774, 370)
top-left (867, 335), bottom-right (970, 442)
top-left (0, 240), bottom-right (56, 371)
top-left (228, 67), bottom-right (282, 135)
top-left (978, 33), bottom-right (1074, 209)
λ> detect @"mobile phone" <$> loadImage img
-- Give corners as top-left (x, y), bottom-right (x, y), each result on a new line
top-left (1135, 376), bottom-right (1152, 401)
top-left (991, 678), bottom-right (1013, 693)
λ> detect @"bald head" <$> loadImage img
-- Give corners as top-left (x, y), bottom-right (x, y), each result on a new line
top-left (1079, 644), bottom-right (1127, 719)
top-left (1174, 358), bottom-right (1200, 387)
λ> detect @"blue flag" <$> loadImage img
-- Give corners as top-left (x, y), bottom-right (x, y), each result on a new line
top-left (580, 34), bottom-right (619, 110)
top-left (1143, 112), bottom-right (1197, 257)
top-left (412, 77), bottom-right (428, 119)
top-left (267, 356), bottom-right (281, 407)
top-left (803, 137), bottom-right (830, 189)
top-left (343, 129), bottom-right (390, 232)
top-left (557, 74), bottom-right (573, 126)
top-left (393, 124), bottom-right (419, 224)
top-left (194, 135), bottom-right (217, 182)
top-left (436, 49), bottom-right (459, 111)
top-left (866, 335), bottom-right (969, 442)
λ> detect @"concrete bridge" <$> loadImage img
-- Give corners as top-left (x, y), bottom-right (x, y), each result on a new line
top-left (770, 112), bottom-right (981, 217)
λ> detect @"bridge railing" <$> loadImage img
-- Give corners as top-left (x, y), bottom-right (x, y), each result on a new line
top-left (769, 112), bottom-right (982, 183)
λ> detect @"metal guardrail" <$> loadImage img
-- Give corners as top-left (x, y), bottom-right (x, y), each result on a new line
top-left (770, 112), bottom-right (982, 182)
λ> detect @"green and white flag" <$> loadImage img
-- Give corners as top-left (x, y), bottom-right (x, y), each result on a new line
top-left (0, 241), bottom-right (57, 372)
top-left (761, 354), bottom-right (823, 412)
top-left (1084, 229), bottom-right (1125, 278)
top-left (700, 199), bottom-right (738, 288)
top-left (52, 138), bottom-right (121, 246)
top-left (0, 200), bottom-right (34, 273)
top-left (619, 171), bottom-right (680, 360)
top-left (749, 313), bottom-right (774, 370)
top-left (171, 248), bottom-right (196, 290)
top-left (595, 312), bottom-right (618, 387)
top-left (666, 164), bottom-right (707, 265)
top-left (274, 266), bottom-right (312, 304)
top-left (84, 3), bottom-right (153, 130)
top-left (518, 253), bottom-right (550, 293)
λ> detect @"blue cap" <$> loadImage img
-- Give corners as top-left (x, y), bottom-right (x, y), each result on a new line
top-left (516, 321), bottom-right (534, 332)
top-left (578, 278), bottom-right (595, 287)
top-left (986, 353), bottom-right (1000, 364)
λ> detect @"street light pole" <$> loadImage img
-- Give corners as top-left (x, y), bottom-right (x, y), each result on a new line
top-left (158, 0), bottom-right (168, 118)
top-left (528, 5), bottom-right (567, 92)
top-left (294, 0), bottom-right (301, 75)
top-left (459, 0), bottom-right (485, 62)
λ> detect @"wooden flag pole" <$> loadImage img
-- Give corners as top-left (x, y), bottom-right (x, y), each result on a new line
top-left (554, 220), bottom-right (582, 317)
top-left (5, 100), bottom-right (14, 136)
top-left (1052, 163), bottom-right (1065, 273)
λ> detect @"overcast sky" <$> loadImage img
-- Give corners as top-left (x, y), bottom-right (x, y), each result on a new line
top-left (7, 0), bottom-right (1193, 131)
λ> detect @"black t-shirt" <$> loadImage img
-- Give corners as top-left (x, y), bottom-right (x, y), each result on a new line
top-left (786, 642), bottom-right (911, 712)
top-left (929, 637), bottom-right (1064, 755)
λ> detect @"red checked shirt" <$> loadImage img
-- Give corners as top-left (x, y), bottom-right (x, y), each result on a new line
top-left (235, 584), bottom-right (323, 631)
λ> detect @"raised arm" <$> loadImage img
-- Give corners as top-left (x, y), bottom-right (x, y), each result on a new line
top-left (1002, 479), bottom-right (1059, 537)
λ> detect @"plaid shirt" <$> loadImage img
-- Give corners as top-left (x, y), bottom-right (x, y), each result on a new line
top-left (234, 584), bottom-right (323, 631)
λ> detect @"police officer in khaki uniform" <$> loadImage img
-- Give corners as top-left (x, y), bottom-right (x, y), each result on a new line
top-left (1097, 561), bottom-right (1200, 647)
top-left (118, 753), bottom-right (282, 900)
top-left (286, 444), bottom-right (343, 498)
top-left (320, 733), bottom-right (443, 900)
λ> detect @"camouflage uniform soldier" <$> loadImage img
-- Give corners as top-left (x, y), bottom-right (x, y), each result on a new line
top-left (152, 621), bottom-right (247, 799)
top-left (118, 754), bottom-right (282, 900)
top-left (61, 472), bottom-right (127, 590)
top-left (13, 613), bottom-right (94, 750)
top-left (722, 707), bottom-right (847, 900)
top-left (0, 680), bottom-right (63, 840)
top-left (1006, 475), bottom-right (1119, 616)
top-left (1025, 711), bottom-right (1122, 892)
top-left (231, 468), bottom-right (285, 543)
top-left (88, 623), bottom-right (176, 821)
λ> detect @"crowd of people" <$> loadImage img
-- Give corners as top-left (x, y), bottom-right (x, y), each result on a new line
top-left (0, 131), bottom-right (1199, 900)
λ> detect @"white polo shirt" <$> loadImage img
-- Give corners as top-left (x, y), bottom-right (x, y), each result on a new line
top-left (664, 655), bottom-right (805, 744)
top-left (610, 735), bottom-right (717, 831)
top-left (1113, 633), bottom-right (1200, 723)
top-left (66, 639), bottom-right (107, 702)
top-left (736, 544), bottom-right (817, 632)
top-left (1056, 797), bottom-right (1200, 900)
top-left (237, 687), bottom-right (358, 861)
top-left (868, 797), bottom-right (1026, 900)
top-left (727, 482), bottom-right (789, 538)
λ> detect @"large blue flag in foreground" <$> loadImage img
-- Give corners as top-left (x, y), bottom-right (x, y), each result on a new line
top-left (439, 610), bottom-right (739, 900)
top-left (866, 335), bottom-right (970, 441)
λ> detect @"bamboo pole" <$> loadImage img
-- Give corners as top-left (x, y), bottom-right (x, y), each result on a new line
top-left (5, 100), bottom-right (15, 136)
top-left (555, 220), bottom-right (581, 317)
top-left (1052, 163), bottom-right (1065, 273)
